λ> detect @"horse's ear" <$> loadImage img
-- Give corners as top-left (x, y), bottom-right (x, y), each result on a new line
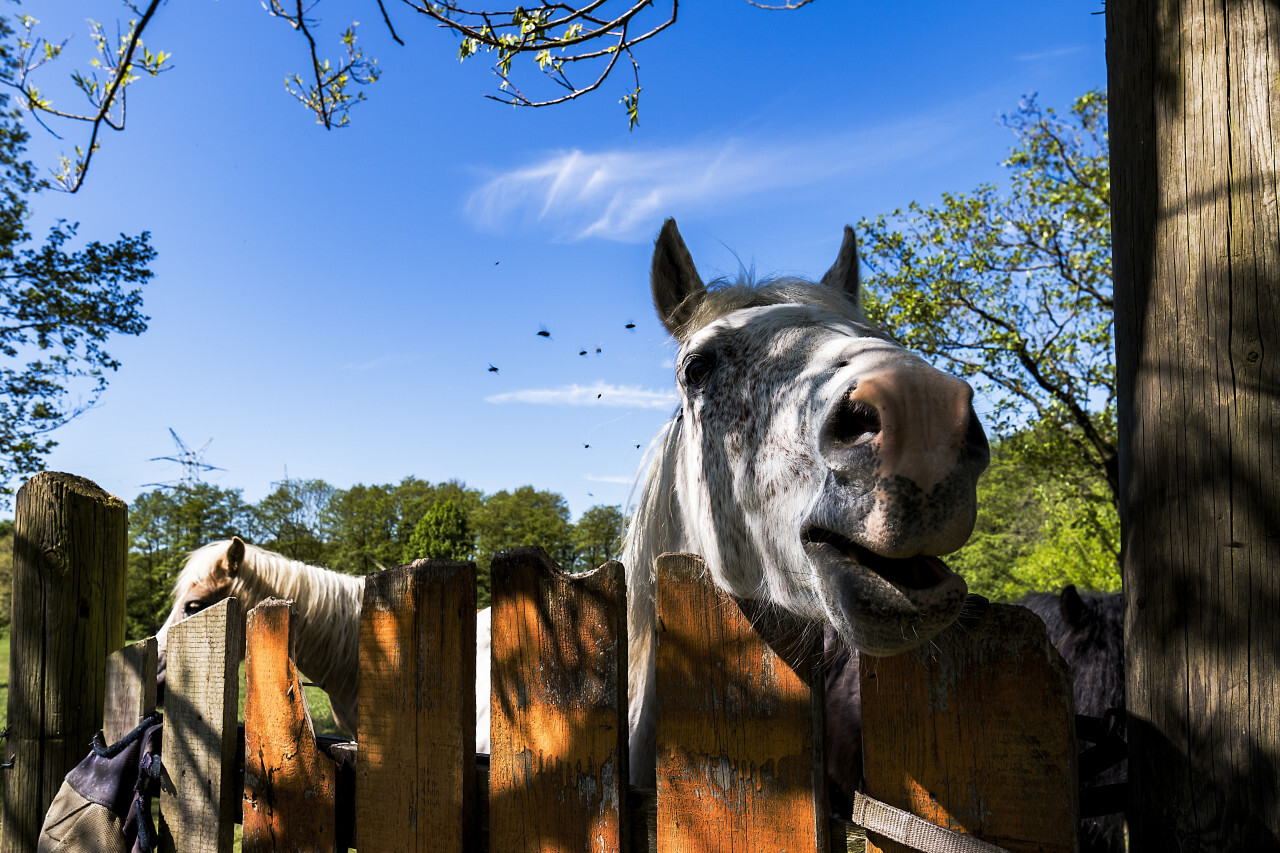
top-left (819, 225), bottom-right (862, 305)
top-left (651, 218), bottom-right (706, 338)
top-left (1059, 583), bottom-right (1084, 626)
top-left (226, 536), bottom-right (246, 576)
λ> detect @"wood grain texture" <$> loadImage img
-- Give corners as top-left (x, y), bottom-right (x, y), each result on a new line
top-left (1, 472), bottom-right (127, 853)
top-left (104, 637), bottom-right (158, 744)
top-left (357, 559), bottom-right (476, 852)
top-left (859, 603), bottom-right (1076, 853)
top-left (654, 552), bottom-right (828, 853)
top-left (489, 548), bottom-right (627, 853)
top-left (243, 598), bottom-right (337, 853)
top-left (1107, 1), bottom-right (1280, 846)
top-left (159, 598), bottom-right (244, 853)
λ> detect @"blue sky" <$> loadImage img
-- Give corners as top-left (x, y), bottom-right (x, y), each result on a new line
top-left (22, 0), bottom-right (1106, 520)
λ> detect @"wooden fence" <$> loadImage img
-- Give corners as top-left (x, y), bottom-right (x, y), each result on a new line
top-left (2, 473), bottom-right (1080, 852)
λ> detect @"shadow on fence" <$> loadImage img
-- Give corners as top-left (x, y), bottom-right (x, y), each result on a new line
top-left (1, 472), bottom-right (1081, 853)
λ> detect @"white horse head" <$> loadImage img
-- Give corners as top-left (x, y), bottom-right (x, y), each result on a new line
top-left (155, 536), bottom-right (364, 735)
top-left (622, 219), bottom-right (989, 783)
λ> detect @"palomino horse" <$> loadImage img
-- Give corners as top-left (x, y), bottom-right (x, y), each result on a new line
top-left (616, 219), bottom-right (989, 786)
top-left (156, 537), bottom-right (365, 735)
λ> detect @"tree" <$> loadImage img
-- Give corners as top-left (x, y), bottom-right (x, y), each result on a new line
top-left (403, 500), bottom-right (474, 563)
top-left (320, 481), bottom-right (399, 574)
top-left (0, 517), bottom-right (12, 631)
top-left (250, 474), bottom-right (334, 564)
top-left (0, 16), bottom-right (155, 499)
top-left (472, 485), bottom-right (574, 606)
top-left (320, 476), bottom-right (483, 574)
top-left (13, 1), bottom-right (812, 190)
top-left (948, 427), bottom-right (1120, 603)
top-left (858, 90), bottom-right (1114, 513)
top-left (126, 483), bottom-right (251, 639)
top-left (572, 504), bottom-right (624, 572)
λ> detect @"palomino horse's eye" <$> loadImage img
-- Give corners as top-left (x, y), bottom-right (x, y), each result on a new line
top-left (682, 351), bottom-right (717, 387)
top-left (184, 600), bottom-right (206, 616)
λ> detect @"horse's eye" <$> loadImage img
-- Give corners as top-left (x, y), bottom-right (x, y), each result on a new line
top-left (682, 352), bottom-right (717, 387)
top-left (184, 600), bottom-right (205, 616)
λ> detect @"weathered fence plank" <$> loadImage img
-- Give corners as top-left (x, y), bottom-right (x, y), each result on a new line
top-left (104, 637), bottom-right (158, 744)
top-left (243, 598), bottom-right (338, 853)
top-left (2, 472), bottom-right (127, 853)
top-left (358, 559), bottom-right (476, 852)
top-left (489, 547), bottom-right (628, 852)
top-left (654, 552), bottom-right (828, 853)
top-left (159, 597), bottom-right (244, 853)
top-left (860, 602), bottom-right (1076, 853)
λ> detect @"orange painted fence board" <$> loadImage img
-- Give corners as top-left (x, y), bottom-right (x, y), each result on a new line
top-left (860, 601), bottom-right (1077, 853)
top-left (489, 547), bottom-right (628, 852)
top-left (243, 598), bottom-right (338, 853)
top-left (654, 552), bottom-right (828, 853)
top-left (357, 559), bottom-right (477, 852)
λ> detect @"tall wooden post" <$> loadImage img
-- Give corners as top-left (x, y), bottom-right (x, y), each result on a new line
top-left (1, 472), bottom-right (128, 853)
top-left (1107, 1), bottom-right (1280, 846)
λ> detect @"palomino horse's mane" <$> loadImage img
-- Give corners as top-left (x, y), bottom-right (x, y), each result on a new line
top-left (175, 540), bottom-right (363, 627)
top-left (174, 540), bottom-right (364, 729)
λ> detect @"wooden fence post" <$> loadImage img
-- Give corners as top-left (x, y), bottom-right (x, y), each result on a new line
top-left (243, 598), bottom-right (337, 853)
top-left (159, 598), bottom-right (243, 853)
top-left (104, 638), bottom-right (158, 744)
top-left (859, 602), bottom-right (1077, 853)
top-left (357, 559), bottom-right (476, 852)
top-left (489, 548), bottom-right (628, 852)
top-left (654, 553), bottom-right (828, 853)
top-left (1, 472), bottom-right (127, 853)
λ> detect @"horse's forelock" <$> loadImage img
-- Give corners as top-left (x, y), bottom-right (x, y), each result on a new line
top-left (172, 539), bottom-right (238, 599)
top-left (674, 276), bottom-right (870, 343)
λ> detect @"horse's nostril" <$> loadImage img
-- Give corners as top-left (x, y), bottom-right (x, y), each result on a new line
top-left (827, 395), bottom-right (881, 447)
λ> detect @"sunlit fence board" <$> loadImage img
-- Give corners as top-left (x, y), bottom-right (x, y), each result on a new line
top-left (357, 559), bottom-right (477, 852)
top-left (654, 552), bottom-right (828, 852)
top-left (243, 598), bottom-right (337, 853)
top-left (489, 547), bottom-right (628, 852)
top-left (860, 602), bottom-right (1077, 853)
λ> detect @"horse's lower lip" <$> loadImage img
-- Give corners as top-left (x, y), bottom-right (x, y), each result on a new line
top-left (802, 529), bottom-right (951, 591)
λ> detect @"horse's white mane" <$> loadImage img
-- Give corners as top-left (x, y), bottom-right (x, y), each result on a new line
top-left (619, 272), bottom-right (877, 757)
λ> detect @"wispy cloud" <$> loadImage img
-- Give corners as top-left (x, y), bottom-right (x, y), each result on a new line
top-left (465, 111), bottom-right (978, 242)
top-left (486, 381), bottom-right (677, 409)
top-left (1014, 46), bottom-right (1085, 62)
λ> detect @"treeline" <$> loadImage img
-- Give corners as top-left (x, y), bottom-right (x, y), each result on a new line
top-left (0, 423), bottom-right (1121, 642)
top-left (125, 476), bottom-right (624, 640)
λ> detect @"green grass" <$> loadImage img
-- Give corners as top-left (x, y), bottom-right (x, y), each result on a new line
top-left (0, 629), bottom-right (345, 847)
top-left (233, 660), bottom-right (344, 737)
top-left (0, 629), bottom-right (7, 834)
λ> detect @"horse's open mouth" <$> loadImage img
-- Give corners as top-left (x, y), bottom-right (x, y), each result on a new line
top-left (802, 527), bottom-right (952, 591)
